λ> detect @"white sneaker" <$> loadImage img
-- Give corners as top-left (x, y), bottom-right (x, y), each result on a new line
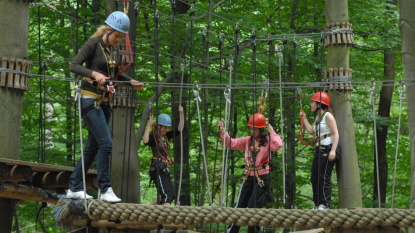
top-left (100, 187), bottom-right (121, 203)
top-left (67, 190), bottom-right (93, 199)
top-left (317, 204), bottom-right (328, 210)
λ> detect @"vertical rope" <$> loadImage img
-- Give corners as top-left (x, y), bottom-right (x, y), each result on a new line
top-left (176, 61), bottom-right (185, 206)
top-left (391, 84), bottom-right (405, 208)
top-left (193, 82), bottom-right (213, 206)
top-left (370, 80), bottom-right (381, 209)
top-left (278, 47), bottom-right (286, 205)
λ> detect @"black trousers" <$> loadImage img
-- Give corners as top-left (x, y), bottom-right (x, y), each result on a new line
top-left (227, 173), bottom-right (270, 233)
top-left (149, 164), bottom-right (175, 204)
top-left (310, 145), bottom-right (336, 207)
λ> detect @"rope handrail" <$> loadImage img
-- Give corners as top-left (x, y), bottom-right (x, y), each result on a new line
top-left (53, 199), bottom-right (415, 230)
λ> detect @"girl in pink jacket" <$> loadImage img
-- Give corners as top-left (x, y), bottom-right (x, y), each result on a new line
top-left (218, 113), bottom-right (283, 233)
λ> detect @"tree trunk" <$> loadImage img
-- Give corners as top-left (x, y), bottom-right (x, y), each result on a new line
top-left (400, 2), bottom-right (415, 233)
top-left (373, 0), bottom-right (397, 208)
top-left (0, 0), bottom-right (30, 231)
top-left (374, 51), bottom-right (395, 206)
top-left (104, 1), bottom-right (141, 203)
top-left (284, 44), bottom-right (296, 210)
top-left (325, 0), bottom-right (362, 208)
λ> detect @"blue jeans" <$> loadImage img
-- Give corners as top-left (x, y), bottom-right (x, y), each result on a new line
top-left (69, 98), bottom-right (112, 192)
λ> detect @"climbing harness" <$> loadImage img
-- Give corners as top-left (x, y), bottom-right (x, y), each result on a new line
top-left (243, 163), bottom-right (269, 188)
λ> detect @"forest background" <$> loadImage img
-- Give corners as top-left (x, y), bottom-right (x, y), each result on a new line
top-left (6, 0), bottom-right (409, 232)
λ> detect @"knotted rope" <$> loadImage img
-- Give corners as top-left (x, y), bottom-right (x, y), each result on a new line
top-left (53, 199), bottom-right (415, 230)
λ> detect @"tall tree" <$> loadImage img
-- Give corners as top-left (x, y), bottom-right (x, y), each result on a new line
top-left (400, 2), bottom-right (415, 233)
top-left (0, 0), bottom-right (31, 232)
top-left (373, 0), bottom-right (398, 207)
top-left (325, 0), bottom-right (362, 208)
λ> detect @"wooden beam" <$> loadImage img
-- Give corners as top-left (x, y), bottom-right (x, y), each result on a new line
top-left (0, 163), bottom-right (8, 178)
top-left (0, 158), bottom-right (97, 174)
top-left (0, 183), bottom-right (59, 204)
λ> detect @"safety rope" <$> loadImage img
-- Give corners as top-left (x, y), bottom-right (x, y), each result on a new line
top-left (116, 0), bottom-right (133, 78)
top-left (74, 83), bottom-right (90, 217)
top-left (391, 84), bottom-right (406, 208)
top-left (176, 61), bottom-right (185, 206)
top-left (370, 79), bottom-right (381, 209)
top-left (277, 49), bottom-right (286, 204)
top-left (219, 60), bottom-right (233, 207)
top-left (193, 81), bottom-right (213, 206)
top-left (53, 199), bottom-right (415, 230)
top-left (212, 34), bottom-right (223, 209)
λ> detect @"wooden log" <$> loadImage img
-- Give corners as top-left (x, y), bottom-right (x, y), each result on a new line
top-left (22, 60), bottom-right (32, 90)
top-left (7, 57), bottom-right (15, 88)
top-left (0, 158), bottom-right (97, 174)
top-left (1, 57), bottom-right (8, 87)
top-left (14, 58), bottom-right (22, 89)
top-left (0, 162), bottom-right (9, 178)
top-left (0, 182), bottom-right (59, 204)
top-left (2, 165), bottom-right (33, 182)
top-left (336, 22), bottom-right (341, 45)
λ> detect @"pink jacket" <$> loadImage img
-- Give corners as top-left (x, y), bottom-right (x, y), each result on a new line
top-left (221, 131), bottom-right (283, 176)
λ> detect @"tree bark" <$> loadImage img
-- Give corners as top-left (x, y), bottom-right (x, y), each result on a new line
top-left (374, 51), bottom-right (395, 206)
top-left (400, 2), bottom-right (415, 233)
top-left (325, 0), bottom-right (362, 208)
top-left (0, 0), bottom-right (30, 232)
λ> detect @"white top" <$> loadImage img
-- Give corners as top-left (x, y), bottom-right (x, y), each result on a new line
top-left (313, 112), bottom-right (332, 146)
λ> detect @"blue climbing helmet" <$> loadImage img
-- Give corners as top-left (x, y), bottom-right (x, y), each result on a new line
top-left (105, 11), bottom-right (130, 34)
top-left (158, 114), bottom-right (172, 126)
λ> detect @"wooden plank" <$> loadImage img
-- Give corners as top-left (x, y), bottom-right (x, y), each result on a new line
top-left (0, 182), bottom-right (59, 204)
top-left (7, 57), bottom-right (15, 88)
top-left (0, 158), bottom-right (97, 174)
top-left (1, 57), bottom-right (8, 87)
top-left (14, 58), bottom-right (22, 89)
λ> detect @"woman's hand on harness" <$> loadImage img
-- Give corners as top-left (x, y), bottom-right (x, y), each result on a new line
top-left (92, 72), bottom-right (110, 85)
top-left (131, 79), bottom-right (144, 90)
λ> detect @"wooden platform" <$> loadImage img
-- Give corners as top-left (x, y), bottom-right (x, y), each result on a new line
top-left (0, 158), bottom-right (97, 202)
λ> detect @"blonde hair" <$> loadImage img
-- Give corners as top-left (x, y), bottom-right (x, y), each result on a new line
top-left (91, 25), bottom-right (111, 38)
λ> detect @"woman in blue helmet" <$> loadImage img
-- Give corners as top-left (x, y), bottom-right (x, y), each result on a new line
top-left (67, 11), bottom-right (144, 203)
top-left (142, 105), bottom-right (184, 205)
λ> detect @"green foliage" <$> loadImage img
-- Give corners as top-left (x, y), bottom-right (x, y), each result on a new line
top-left (11, 0), bottom-right (408, 231)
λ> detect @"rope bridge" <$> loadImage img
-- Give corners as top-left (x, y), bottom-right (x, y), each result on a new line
top-left (53, 198), bottom-right (415, 231)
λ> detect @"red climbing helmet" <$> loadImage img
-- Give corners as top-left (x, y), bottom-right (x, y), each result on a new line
top-left (310, 92), bottom-right (330, 106)
top-left (247, 113), bottom-right (267, 128)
